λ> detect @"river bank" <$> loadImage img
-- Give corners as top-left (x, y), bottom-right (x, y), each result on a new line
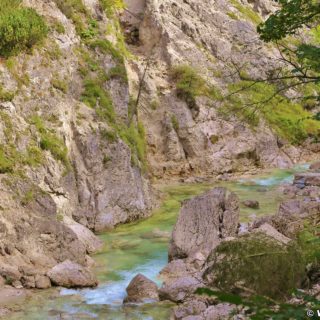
top-left (0, 164), bottom-right (312, 319)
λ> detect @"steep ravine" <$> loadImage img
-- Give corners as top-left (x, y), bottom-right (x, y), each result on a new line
top-left (0, 0), bottom-right (319, 316)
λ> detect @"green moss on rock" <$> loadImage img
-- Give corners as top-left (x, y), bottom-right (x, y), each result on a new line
top-left (204, 232), bottom-right (306, 300)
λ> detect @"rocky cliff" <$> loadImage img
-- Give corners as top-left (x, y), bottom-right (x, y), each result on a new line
top-left (124, 0), bottom-right (319, 179)
top-left (0, 0), bottom-right (154, 288)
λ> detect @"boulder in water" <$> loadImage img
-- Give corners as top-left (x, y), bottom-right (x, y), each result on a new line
top-left (169, 188), bottom-right (239, 261)
top-left (47, 260), bottom-right (98, 288)
top-left (242, 200), bottom-right (260, 209)
top-left (124, 274), bottom-right (159, 304)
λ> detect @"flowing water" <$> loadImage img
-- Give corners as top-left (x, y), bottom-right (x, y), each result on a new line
top-left (7, 164), bottom-right (309, 320)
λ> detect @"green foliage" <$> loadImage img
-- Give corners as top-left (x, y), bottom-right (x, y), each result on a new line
top-left (53, 0), bottom-right (87, 19)
top-left (53, 0), bottom-right (88, 37)
top-left (81, 78), bottom-right (115, 123)
top-left (150, 99), bottom-right (159, 110)
top-left (227, 11), bottom-right (239, 21)
top-left (171, 115), bottom-right (179, 131)
top-left (51, 76), bottom-right (68, 93)
top-left (224, 81), bottom-right (320, 144)
top-left (258, 0), bottom-right (320, 106)
top-left (204, 232), bottom-right (306, 300)
top-left (0, 85), bottom-right (15, 102)
top-left (258, 0), bottom-right (320, 42)
top-left (80, 19), bottom-right (99, 40)
top-left (196, 288), bottom-right (320, 320)
top-left (88, 39), bottom-right (124, 63)
top-left (119, 122), bottom-right (147, 170)
top-left (51, 21), bottom-right (65, 34)
top-left (0, 145), bottom-right (14, 173)
top-left (31, 115), bottom-right (70, 169)
top-left (108, 65), bottom-right (128, 82)
top-left (0, 1), bottom-right (48, 57)
top-left (103, 154), bottom-right (111, 166)
top-left (100, 128), bottom-right (117, 143)
top-left (99, 0), bottom-right (125, 17)
top-left (0, 112), bottom-right (44, 173)
top-left (171, 65), bottom-right (222, 108)
top-left (21, 190), bottom-right (34, 206)
top-left (230, 0), bottom-right (262, 25)
top-left (297, 217), bottom-right (320, 285)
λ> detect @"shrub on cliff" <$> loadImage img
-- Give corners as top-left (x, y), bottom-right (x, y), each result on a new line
top-left (0, 1), bottom-right (47, 57)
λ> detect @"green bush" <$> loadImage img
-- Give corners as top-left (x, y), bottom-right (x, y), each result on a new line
top-left (230, 0), bottom-right (262, 25)
top-left (119, 122), bottom-right (147, 170)
top-left (171, 65), bottom-right (222, 108)
top-left (0, 85), bottom-right (15, 102)
top-left (0, 3), bottom-right (48, 57)
top-left (88, 39), bottom-right (124, 63)
top-left (31, 116), bottom-right (70, 169)
top-left (0, 145), bottom-right (14, 173)
top-left (53, 0), bottom-right (86, 19)
top-left (51, 77), bottom-right (68, 93)
top-left (53, 0), bottom-right (87, 36)
top-left (171, 115), bottom-right (179, 131)
top-left (100, 128), bottom-right (117, 142)
top-left (99, 0), bottom-right (125, 17)
top-left (81, 78), bottom-right (115, 123)
top-left (224, 81), bottom-right (320, 144)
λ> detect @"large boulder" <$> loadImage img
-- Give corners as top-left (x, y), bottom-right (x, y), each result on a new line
top-left (47, 260), bottom-right (98, 288)
top-left (124, 274), bottom-right (159, 303)
top-left (203, 232), bottom-right (305, 300)
top-left (169, 188), bottom-right (239, 261)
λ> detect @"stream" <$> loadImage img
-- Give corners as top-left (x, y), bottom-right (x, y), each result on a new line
top-left (7, 165), bottom-right (309, 320)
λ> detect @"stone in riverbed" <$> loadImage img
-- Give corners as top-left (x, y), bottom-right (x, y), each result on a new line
top-left (123, 274), bottom-right (159, 303)
top-left (47, 260), bottom-right (98, 288)
top-left (169, 188), bottom-right (239, 261)
top-left (293, 173), bottom-right (320, 187)
top-left (242, 200), bottom-right (260, 209)
top-left (310, 161), bottom-right (320, 171)
top-left (35, 275), bottom-right (51, 289)
top-left (159, 275), bottom-right (204, 303)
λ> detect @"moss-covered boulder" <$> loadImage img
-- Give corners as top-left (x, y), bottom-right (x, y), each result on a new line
top-left (203, 231), bottom-right (306, 300)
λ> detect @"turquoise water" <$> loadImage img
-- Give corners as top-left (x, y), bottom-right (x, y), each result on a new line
top-left (6, 165), bottom-right (309, 319)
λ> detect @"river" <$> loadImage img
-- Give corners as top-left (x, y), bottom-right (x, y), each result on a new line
top-left (7, 164), bottom-right (309, 320)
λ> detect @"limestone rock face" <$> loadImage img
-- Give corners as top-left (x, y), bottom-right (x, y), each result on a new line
top-left (124, 274), bottom-right (159, 303)
top-left (47, 260), bottom-right (98, 288)
top-left (0, 0), bottom-right (155, 288)
top-left (124, 0), bottom-right (317, 180)
top-left (169, 188), bottom-right (239, 261)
